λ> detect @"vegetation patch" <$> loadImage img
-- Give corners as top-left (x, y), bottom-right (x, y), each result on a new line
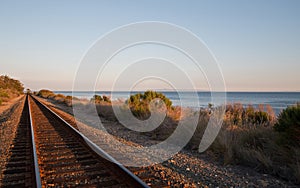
top-left (127, 90), bottom-right (172, 119)
top-left (36, 90), bottom-right (81, 107)
top-left (37, 89), bottom-right (56, 98)
top-left (185, 102), bottom-right (300, 183)
top-left (34, 88), bottom-right (300, 183)
top-left (223, 103), bottom-right (275, 127)
top-left (206, 103), bottom-right (300, 183)
top-left (0, 75), bottom-right (24, 105)
top-left (274, 103), bottom-right (300, 146)
top-left (90, 94), bottom-right (111, 104)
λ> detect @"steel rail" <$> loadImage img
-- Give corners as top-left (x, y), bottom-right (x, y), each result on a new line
top-left (27, 94), bottom-right (42, 188)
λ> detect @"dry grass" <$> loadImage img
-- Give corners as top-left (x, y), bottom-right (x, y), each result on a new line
top-left (36, 90), bottom-right (300, 184)
top-left (184, 103), bottom-right (300, 183)
top-left (0, 75), bottom-right (24, 105)
top-left (209, 121), bottom-right (300, 183)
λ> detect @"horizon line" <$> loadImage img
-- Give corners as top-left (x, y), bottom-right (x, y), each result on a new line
top-left (50, 90), bottom-right (300, 93)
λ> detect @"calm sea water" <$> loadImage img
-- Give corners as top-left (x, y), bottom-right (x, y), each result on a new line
top-left (55, 91), bottom-right (300, 115)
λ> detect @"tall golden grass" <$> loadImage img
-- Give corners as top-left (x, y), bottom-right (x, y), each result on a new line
top-left (189, 104), bottom-right (300, 183)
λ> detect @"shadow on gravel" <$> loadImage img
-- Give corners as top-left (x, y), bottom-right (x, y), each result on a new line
top-left (0, 101), bottom-right (20, 125)
top-left (2, 96), bottom-right (35, 187)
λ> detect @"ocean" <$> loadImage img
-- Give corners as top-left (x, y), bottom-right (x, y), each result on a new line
top-left (54, 91), bottom-right (300, 115)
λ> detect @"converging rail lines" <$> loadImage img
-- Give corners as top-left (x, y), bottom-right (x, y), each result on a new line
top-left (1, 95), bottom-right (149, 187)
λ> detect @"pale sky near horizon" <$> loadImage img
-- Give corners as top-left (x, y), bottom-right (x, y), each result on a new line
top-left (1, 0), bottom-right (300, 91)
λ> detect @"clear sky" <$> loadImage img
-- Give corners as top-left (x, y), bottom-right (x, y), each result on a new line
top-left (1, 0), bottom-right (299, 91)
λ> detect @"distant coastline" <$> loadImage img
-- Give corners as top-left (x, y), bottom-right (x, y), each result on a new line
top-left (54, 90), bottom-right (300, 93)
top-left (54, 91), bottom-right (300, 115)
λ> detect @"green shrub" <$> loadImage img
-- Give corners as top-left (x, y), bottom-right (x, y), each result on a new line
top-left (65, 95), bottom-right (78, 101)
top-left (37, 89), bottom-right (56, 98)
top-left (127, 90), bottom-right (172, 119)
top-left (0, 91), bottom-right (9, 98)
top-left (274, 103), bottom-right (300, 146)
top-left (0, 75), bottom-right (24, 94)
top-left (65, 95), bottom-right (72, 100)
top-left (103, 95), bottom-right (111, 103)
top-left (90, 94), bottom-right (111, 103)
top-left (53, 94), bottom-right (66, 102)
top-left (55, 94), bottom-right (65, 98)
top-left (253, 111), bottom-right (269, 125)
top-left (224, 103), bottom-right (273, 127)
top-left (64, 95), bottom-right (79, 103)
top-left (0, 75), bottom-right (24, 101)
top-left (91, 95), bottom-right (103, 103)
top-left (128, 90), bottom-right (172, 108)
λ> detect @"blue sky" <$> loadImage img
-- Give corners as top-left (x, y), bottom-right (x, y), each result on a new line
top-left (1, 0), bottom-right (299, 91)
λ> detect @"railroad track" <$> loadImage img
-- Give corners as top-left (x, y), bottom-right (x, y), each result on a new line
top-left (1, 96), bottom-right (38, 188)
top-left (1, 95), bottom-right (149, 187)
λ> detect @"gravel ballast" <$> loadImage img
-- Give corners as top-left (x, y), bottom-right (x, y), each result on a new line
top-left (21, 97), bottom-right (299, 187)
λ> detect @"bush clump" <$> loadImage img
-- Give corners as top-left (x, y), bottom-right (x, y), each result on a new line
top-left (36, 90), bottom-right (82, 107)
top-left (274, 103), bottom-right (300, 146)
top-left (0, 75), bottom-right (24, 94)
top-left (0, 90), bottom-right (9, 98)
top-left (224, 103), bottom-right (274, 127)
top-left (0, 75), bottom-right (24, 104)
top-left (64, 95), bottom-right (80, 106)
top-left (127, 90), bottom-right (172, 119)
top-left (103, 95), bottom-right (111, 103)
top-left (37, 89), bottom-right (56, 98)
top-left (90, 94), bottom-right (111, 104)
top-left (91, 95), bottom-right (103, 103)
